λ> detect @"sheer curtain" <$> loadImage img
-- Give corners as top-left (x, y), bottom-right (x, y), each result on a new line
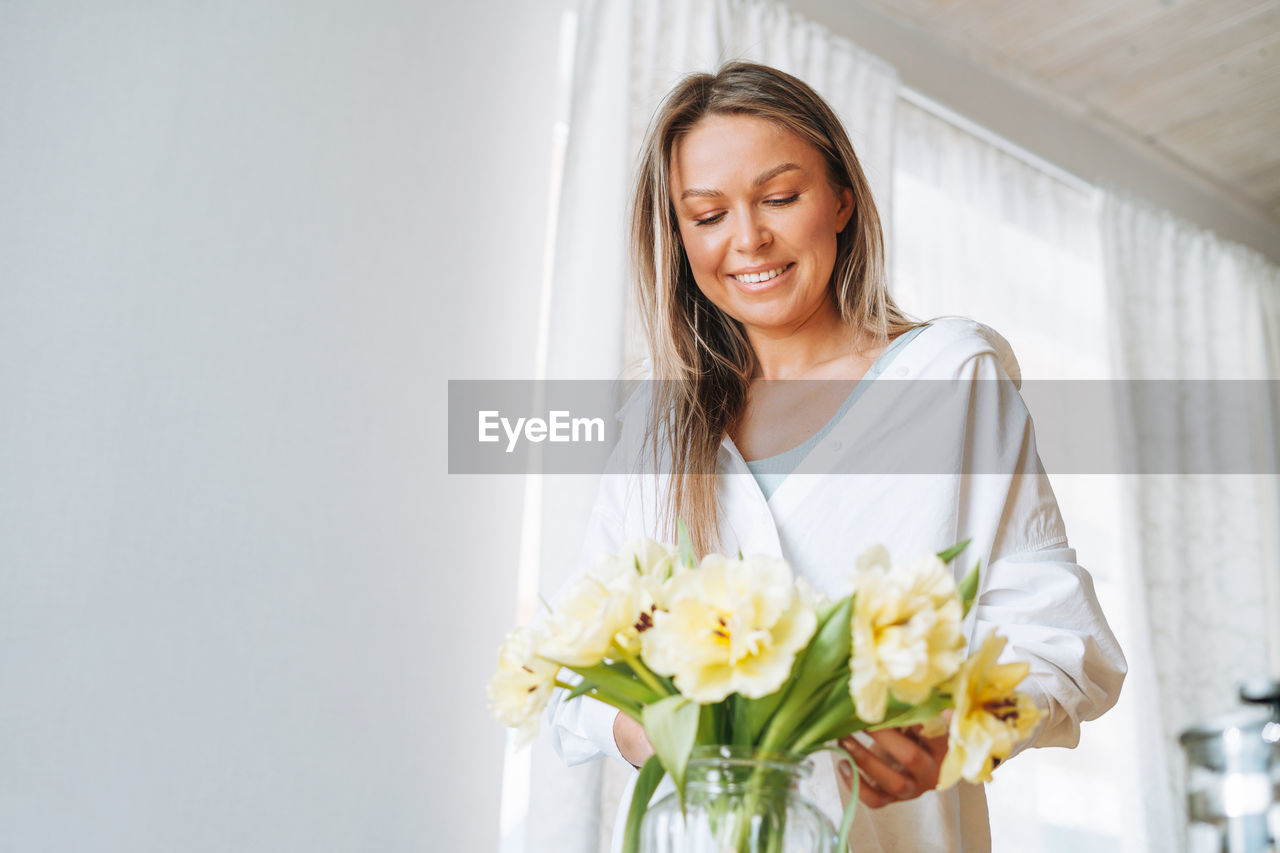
top-left (515, 1), bottom-right (899, 851)
top-left (891, 95), bottom-right (1146, 853)
top-left (1100, 193), bottom-right (1280, 852)
top-left (895, 100), bottom-right (1280, 852)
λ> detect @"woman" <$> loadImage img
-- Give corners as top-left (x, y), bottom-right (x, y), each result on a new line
top-left (550, 61), bottom-right (1125, 853)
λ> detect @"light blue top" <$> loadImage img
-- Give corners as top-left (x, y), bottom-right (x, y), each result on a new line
top-left (744, 324), bottom-right (928, 500)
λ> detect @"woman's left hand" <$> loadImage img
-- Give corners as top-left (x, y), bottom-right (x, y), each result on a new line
top-left (837, 724), bottom-right (949, 808)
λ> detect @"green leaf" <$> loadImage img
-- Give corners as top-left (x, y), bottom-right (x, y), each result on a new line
top-left (755, 595), bottom-right (855, 749)
top-left (566, 679), bottom-right (594, 700)
top-left (815, 596), bottom-right (843, 624)
top-left (790, 680), bottom-right (860, 752)
top-left (868, 691), bottom-right (948, 732)
top-left (602, 659), bottom-right (638, 676)
top-left (566, 663), bottom-right (660, 706)
top-left (712, 696), bottom-right (729, 743)
top-left (697, 702), bottom-right (716, 747)
top-left (936, 538), bottom-right (971, 564)
top-left (742, 682), bottom-right (790, 743)
top-left (793, 595), bottom-right (853, 683)
top-left (642, 694), bottom-right (700, 806)
top-left (731, 693), bottom-right (752, 747)
top-left (958, 558), bottom-right (981, 619)
top-left (676, 519), bottom-right (696, 568)
top-left (813, 713), bottom-right (867, 747)
top-left (622, 756), bottom-right (666, 853)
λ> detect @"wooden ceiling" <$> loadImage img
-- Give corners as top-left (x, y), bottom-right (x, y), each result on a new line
top-left (855, 0), bottom-right (1280, 225)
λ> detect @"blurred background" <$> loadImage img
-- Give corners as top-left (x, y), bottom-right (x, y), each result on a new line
top-left (1, 1), bottom-right (1277, 851)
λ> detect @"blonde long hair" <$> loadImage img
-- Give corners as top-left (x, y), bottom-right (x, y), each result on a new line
top-left (631, 61), bottom-right (918, 555)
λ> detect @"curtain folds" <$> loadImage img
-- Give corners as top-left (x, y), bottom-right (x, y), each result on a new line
top-left (891, 95), bottom-right (1145, 852)
top-left (1100, 192), bottom-right (1280, 853)
top-left (891, 98), bottom-right (1107, 378)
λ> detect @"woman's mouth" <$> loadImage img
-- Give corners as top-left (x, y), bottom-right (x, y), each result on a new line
top-left (729, 263), bottom-right (794, 291)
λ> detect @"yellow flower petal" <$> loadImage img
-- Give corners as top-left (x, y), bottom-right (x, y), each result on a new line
top-left (937, 632), bottom-right (1042, 788)
top-left (641, 554), bottom-right (817, 703)
top-left (849, 549), bottom-right (966, 723)
top-left (486, 625), bottom-right (558, 748)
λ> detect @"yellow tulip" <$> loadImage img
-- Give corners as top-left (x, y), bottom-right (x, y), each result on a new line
top-left (849, 549), bottom-right (966, 723)
top-left (641, 554), bottom-right (817, 703)
top-left (486, 625), bottom-right (559, 748)
top-left (937, 632), bottom-right (1042, 788)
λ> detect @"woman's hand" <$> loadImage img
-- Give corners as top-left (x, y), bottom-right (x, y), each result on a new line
top-left (613, 712), bottom-right (655, 769)
top-left (837, 724), bottom-right (949, 808)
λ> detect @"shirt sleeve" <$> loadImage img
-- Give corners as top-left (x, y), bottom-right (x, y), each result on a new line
top-left (975, 545), bottom-right (1127, 753)
top-left (954, 340), bottom-right (1127, 753)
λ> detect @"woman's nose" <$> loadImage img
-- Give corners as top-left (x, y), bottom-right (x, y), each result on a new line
top-left (731, 208), bottom-right (771, 253)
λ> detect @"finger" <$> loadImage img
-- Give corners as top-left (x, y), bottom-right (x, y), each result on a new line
top-left (857, 778), bottom-right (894, 809)
top-left (836, 755), bottom-right (895, 809)
top-left (921, 731), bottom-right (949, 764)
top-left (842, 733), bottom-right (908, 775)
top-left (843, 734), bottom-right (916, 800)
top-left (903, 724), bottom-right (949, 763)
top-left (866, 728), bottom-right (941, 787)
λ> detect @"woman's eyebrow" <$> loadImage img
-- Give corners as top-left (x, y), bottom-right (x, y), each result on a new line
top-left (752, 162), bottom-right (802, 186)
top-left (678, 162), bottom-right (804, 201)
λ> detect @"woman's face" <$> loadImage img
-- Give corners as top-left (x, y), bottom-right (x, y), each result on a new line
top-left (668, 114), bottom-right (854, 340)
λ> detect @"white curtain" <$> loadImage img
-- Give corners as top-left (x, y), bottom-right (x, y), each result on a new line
top-left (891, 98), bottom-right (1109, 379)
top-left (517, 2), bottom-right (899, 850)
top-left (1100, 192), bottom-right (1280, 853)
top-left (891, 96), bottom-right (1147, 853)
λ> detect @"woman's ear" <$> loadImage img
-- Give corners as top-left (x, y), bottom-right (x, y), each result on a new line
top-left (836, 187), bottom-right (855, 234)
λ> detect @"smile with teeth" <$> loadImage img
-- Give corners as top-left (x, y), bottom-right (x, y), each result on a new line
top-left (730, 263), bottom-right (793, 284)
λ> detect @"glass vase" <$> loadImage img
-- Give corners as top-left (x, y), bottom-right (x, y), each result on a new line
top-left (640, 745), bottom-right (839, 853)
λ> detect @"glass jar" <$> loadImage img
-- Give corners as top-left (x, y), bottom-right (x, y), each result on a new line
top-left (640, 745), bottom-right (839, 853)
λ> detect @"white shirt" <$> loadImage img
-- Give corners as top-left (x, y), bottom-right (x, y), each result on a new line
top-left (548, 318), bottom-right (1127, 853)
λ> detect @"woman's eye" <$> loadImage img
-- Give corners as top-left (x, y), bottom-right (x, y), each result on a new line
top-left (693, 212), bottom-right (726, 227)
top-left (765, 194), bottom-right (800, 206)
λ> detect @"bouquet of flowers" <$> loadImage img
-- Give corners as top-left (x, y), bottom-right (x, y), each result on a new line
top-left (487, 525), bottom-right (1041, 852)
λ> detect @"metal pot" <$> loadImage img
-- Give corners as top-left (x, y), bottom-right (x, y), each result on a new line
top-left (1180, 680), bottom-right (1280, 853)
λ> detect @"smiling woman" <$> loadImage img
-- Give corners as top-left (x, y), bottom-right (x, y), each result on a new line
top-left (670, 115), bottom-right (854, 352)
top-left (547, 61), bottom-right (1126, 853)
top-left (630, 63), bottom-right (921, 558)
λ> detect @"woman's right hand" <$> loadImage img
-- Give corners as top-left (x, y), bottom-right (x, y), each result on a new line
top-left (613, 712), bottom-right (655, 768)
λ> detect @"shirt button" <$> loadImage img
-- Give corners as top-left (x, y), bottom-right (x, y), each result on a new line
top-left (831, 440), bottom-right (843, 451)
top-left (892, 366), bottom-right (908, 377)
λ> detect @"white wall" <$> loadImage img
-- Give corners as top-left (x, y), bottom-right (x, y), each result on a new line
top-left (0, 1), bottom-right (569, 850)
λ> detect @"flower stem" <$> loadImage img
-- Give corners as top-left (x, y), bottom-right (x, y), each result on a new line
top-left (791, 702), bottom-right (866, 753)
top-left (557, 679), bottom-right (643, 720)
top-left (616, 648), bottom-right (669, 698)
top-left (760, 673), bottom-right (840, 752)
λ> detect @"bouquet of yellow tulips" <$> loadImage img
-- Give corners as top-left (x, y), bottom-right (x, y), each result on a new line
top-left (487, 525), bottom-right (1041, 852)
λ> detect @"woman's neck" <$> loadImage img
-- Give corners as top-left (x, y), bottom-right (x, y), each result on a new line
top-left (745, 307), bottom-right (867, 381)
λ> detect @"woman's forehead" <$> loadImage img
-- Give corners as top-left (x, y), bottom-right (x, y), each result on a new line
top-left (669, 115), bottom-right (823, 191)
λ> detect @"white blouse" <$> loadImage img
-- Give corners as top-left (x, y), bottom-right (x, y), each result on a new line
top-left (548, 317), bottom-right (1127, 853)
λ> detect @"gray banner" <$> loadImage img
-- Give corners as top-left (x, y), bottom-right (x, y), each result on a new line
top-left (447, 380), bottom-right (1280, 475)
